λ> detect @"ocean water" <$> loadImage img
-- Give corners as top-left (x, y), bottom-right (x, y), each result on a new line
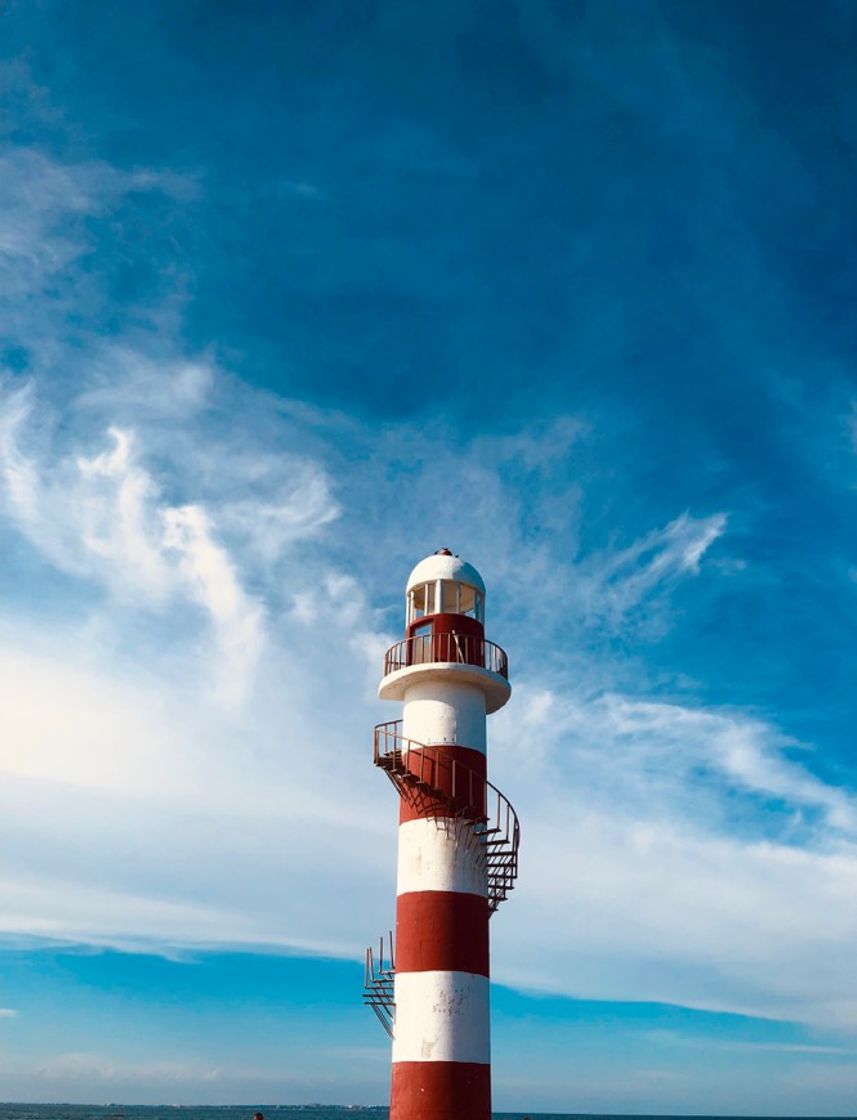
top-left (0, 1110), bottom-right (576, 1120)
top-left (0, 1109), bottom-right (811, 1120)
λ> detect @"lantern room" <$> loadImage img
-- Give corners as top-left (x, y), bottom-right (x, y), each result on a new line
top-left (404, 548), bottom-right (486, 664)
top-left (406, 548), bottom-right (485, 626)
top-left (406, 577), bottom-right (484, 625)
top-left (379, 548), bottom-right (509, 706)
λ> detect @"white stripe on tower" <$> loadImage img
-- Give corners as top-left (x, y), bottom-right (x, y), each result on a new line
top-left (396, 817), bottom-right (489, 897)
top-left (393, 972), bottom-right (490, 1063)
top-left (399, 679), bottom-right (487, 753)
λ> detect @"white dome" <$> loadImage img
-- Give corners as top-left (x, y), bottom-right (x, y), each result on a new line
top-left (406, 550), bottom-right (486, 595)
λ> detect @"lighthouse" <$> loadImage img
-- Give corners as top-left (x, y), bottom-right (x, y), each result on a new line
top-left (364, 549), bottom-right (520, 1120)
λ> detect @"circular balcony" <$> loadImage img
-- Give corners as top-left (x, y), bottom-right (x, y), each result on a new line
top-left (383, 632), bottom-right (508, 677)
top-left (379, 632), bottom-right (511, 712)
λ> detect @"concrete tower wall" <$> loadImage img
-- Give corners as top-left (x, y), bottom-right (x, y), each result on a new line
top-left (402, 680), bottom-right (487, 753)
top-left (392, 674), bottom-right (492, 1119)
top-left (371, 550), bottom-right (515, 1120)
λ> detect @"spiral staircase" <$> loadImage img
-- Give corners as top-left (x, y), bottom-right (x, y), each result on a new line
top-left (363, 720), bottom-right (520, 1037)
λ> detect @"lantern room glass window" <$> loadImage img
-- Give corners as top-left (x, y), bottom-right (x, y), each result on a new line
top-left (407, 580), bottom-right (483, 623)
top-left (441, 580), bottom-right (459, 614)
top-left (407, 583), bottom-right (425, 623)
top-left (458, 583), bottom-right (482, 620)
top-left (409, 585), bottom-right (424, 620)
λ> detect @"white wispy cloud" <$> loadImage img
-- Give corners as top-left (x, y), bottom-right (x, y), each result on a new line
top-left (74, 348), bottom-right (215, 417)
top-left (3, 373), bottom-right (854, 1031)
top-left (489, 679), bottom-right (857, 1026)
top-left (526, 689), bottom-right (856, 832)
top-left (0, 147), bottom-right (196, 375)
top-left (0, 398), bottom-right (270, 701)
top-left (163, 504), bottom-right (265, 705)
top-left (2, 347), bottom-right (850, 1030)
top-left (1, 140), bottom-right (856, 1049)
top-left (573, 511), bottom-right (728, 631)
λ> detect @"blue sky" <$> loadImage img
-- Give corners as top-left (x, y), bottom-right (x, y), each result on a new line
top-left (2, 0), bottom-right (857, 1113)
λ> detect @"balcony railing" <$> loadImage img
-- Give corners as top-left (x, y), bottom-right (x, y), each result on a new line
top-left (383, 632), bottom-right (509, 678)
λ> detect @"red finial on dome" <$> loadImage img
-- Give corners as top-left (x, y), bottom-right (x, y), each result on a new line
top-left (435, 547), bottom-right (453, 556)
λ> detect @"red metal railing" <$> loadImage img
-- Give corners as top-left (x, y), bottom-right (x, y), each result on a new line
top-left (373, 720), bottom-right (520, 913)
top-left (382, 632), bottom-right (509, 678)
top-left (363, 932), bottom-right (395, 1039)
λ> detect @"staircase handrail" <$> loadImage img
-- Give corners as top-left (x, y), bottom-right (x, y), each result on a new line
top-left (373, 720), bottom-right (520, 912)
top-left (363, 932), bottom-right (395, 1039)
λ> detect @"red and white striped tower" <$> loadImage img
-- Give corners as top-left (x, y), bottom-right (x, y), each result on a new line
top-left (364, 549), bottom-right (519, 1120)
